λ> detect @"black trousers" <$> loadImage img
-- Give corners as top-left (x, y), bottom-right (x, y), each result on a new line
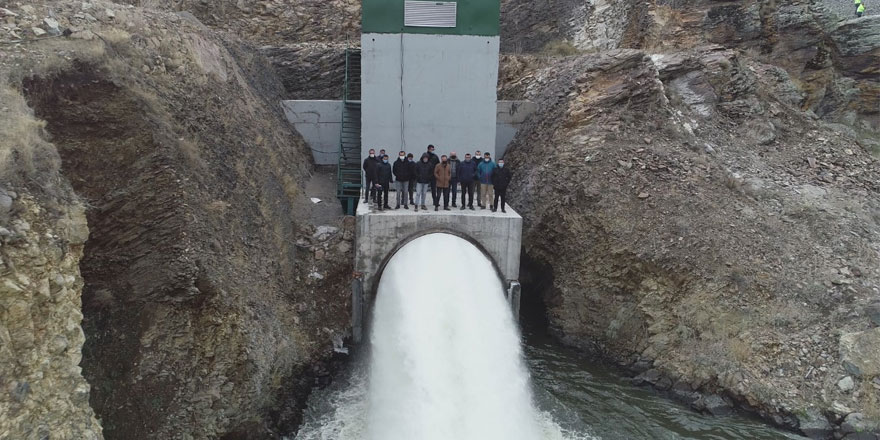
top-left (377, 183), bottom-right (390, 207)
top-left (430, 180), bottom-right (438, 205)
top-left (493, 187), bottom-right (507, 210)
top-left (436, 187), bottom-right (450, 208)
top-left (365, 177), bottom-right (376, 201)
top-left (408, 180), bottom-right (415, 203)
top-left (460, 181), bottom-right (475, 207)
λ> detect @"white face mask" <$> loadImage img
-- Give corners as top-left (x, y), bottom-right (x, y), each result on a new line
top-left (369, 154), bottom-right (375, 157)
top-left (399, 156), bottom-right (405, 159)
top-left (484, 158), bottom-right (489, 162)
top-left (499, 163), bottom-right (504, 167)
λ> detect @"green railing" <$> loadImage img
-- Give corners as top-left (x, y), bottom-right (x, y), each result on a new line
top-left (336, 48), bottom-right (362, 215)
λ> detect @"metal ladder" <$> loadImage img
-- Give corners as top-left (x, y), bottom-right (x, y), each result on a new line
top-left (337, 48), bottom-right (362, 215)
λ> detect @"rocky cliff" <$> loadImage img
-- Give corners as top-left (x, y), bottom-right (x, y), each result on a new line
top-left (503, 48), bottom-right (880, 438)
top-left (1, 92), bottom-right (101, 438)
top-left (1, 1), bottom-right (352, 438)
top-left (501, 0), bottom-right (879, 138)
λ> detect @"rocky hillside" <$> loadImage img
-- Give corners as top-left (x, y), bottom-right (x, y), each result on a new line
top-left (504, 47), bottom-right (880, 438)
top-left (1, 1), bottom-right (352, 438)
top-left (502, 0), bottom-right (878, 140)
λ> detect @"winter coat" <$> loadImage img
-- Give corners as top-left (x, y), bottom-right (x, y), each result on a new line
top-left (434, 162), bottom-right (452, 188)
top-left (491, 166), bottom-right (512, 190)
top-left (458, 159), bottom-right (478, 183)
top-left (426, 151), bottom-right (440, 167)
top-left (393, 158), bottom-right (412, 182)
top-left (407, 160), bottom-right (418, 182)
top-left (415, 155), bottom-right (434, 184)
top-left (362, 156), bottom-right (379, 181)
top-left (448, 158), bottom-right (461, 179)
top-left (377, 161), bottom-right (393, 185)
top-left (477, 159), bottom-right (497, 185)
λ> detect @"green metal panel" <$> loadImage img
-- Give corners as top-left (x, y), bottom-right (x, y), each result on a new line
top-left (363, 0), bottom-right (500, 36)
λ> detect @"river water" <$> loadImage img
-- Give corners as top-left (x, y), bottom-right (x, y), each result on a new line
top-left (293, 233), bottom-right (802, 440)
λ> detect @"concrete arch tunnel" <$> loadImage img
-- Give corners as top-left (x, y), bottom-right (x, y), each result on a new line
top-left (352, 205), bottom-right (523, 342)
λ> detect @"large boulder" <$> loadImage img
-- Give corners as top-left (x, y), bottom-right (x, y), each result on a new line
top-left (839, 329), bottom-right (880, 378)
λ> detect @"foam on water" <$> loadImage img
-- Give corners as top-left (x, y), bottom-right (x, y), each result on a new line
top-left (295, 233), bottom-right (592, 440)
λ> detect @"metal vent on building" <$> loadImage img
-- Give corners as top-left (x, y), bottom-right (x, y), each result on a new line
top-left (404, 1), bottom-right (457, 28)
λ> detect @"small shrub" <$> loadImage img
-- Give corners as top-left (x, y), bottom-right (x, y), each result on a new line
top-left (543, 40), bottom-right (581, 57)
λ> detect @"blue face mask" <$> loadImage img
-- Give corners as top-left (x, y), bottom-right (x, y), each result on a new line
top-left (498, 163), bottom-right (504, 168)
top-left (383, 160), bottom-right (388, 164)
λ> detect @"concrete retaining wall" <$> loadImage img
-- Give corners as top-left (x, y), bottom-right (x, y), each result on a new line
top-left (281, 100), bottom-right (343, 165)
top-left (496, 100), bottom-right (538, 158)
top-left (283, 100), bottom-right (535, 165)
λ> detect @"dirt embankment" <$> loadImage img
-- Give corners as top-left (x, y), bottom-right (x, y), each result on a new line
top-left (503, 48), bottom-right (880, 438)
top-left (1, 1), bottom-right (352, 438)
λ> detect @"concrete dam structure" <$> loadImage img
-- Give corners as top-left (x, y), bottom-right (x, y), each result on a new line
top-left (352, 204), bottom-right (523, 342)
top-left (276, 0), bottom-right (525, 342)
top-left (345, 0), bottom-right (523, 342)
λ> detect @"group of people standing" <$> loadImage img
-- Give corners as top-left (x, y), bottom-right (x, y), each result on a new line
top-left (362, 145), bottom-right (512, 213)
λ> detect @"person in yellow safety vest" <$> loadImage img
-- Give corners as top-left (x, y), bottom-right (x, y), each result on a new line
top-left (857, 1), bottom-right (865, 17)
top-left (855, 0), bottom-right (864, 16)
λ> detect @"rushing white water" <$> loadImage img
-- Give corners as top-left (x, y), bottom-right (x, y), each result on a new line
top-left (369, 233), bottom-right (540, 440)
top-left (295, 233), bottom-right (589, 440)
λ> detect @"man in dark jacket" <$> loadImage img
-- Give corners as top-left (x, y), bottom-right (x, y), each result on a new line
top-left (414, 153), bottom-right (434, 212)
top-left (457, 153), bottom-right (478, 210)
top-left (376, 155), bottom-right (393, 211)
top-left (406, 153), bottom-right (416, 205)
top-left (448, 152), bottom-right (461, 207)
top-left (392, 151), bottom-right (411, 209)
top-left (473, 150), bottom-right (483, 207)
top-left (491, 158), bottom-right (512, 213)
top-left (426, 145), bottom-right (440, 206)
top-left (362, 148), bottom-right (379, 203)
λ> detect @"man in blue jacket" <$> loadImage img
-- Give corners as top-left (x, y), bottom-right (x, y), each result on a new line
top-left (457, 153), bottom-right (478, 210)
top-left (477, 152), bottom-right (496, 210)
top-left (376, 155), bottom-right (393, 211)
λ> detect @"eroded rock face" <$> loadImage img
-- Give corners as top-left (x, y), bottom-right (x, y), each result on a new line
top-left (0, 193), bottom-right (102, 439)
top-left (260, 43), bottom-right (347, 99)
top-left (3, 1), bottom-right (352, 438)
top-left (503, 48), bottom-right (880, 434)
top-left (122, 0), bottom-right (361, 45)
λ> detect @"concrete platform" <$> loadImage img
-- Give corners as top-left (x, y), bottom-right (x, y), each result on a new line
top-left (351, 191), bottom-right (523, 341)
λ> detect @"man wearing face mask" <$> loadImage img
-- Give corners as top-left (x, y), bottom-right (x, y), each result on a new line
top-left (433, 154), bottom-right (452, 211)
top-left (362, 148), bottom-right (380, 203)
top-left (473, 150), bottom-right (483, 207)
top-left (491, 158), bottom-right (512, 213)
top-left (426, 145), bottom-right (440, 206)
top-left (392, 151), bottom-right (411, 209)
top-left (406, 153), bottom-right (416, 206)
top-left (477, 152), bottom-right (496, 210)
top-left (376, 154), bottom-right (393, 211)
top-left (448, 152), bottom-right (461, 208)
top-left (458, 153), bottom-right (478, 210)
top-left (414, 153), bottom-right (434, 212)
